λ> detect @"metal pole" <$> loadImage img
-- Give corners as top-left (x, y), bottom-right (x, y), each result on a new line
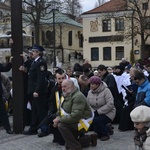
top-left (11, 0), bottom-right (24, 133)
top-left (53, 10), bottom-right (56, 67)
top-left (132, 10), bottom-right (134, 52)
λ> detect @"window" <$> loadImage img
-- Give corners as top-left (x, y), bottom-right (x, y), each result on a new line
top-left (116, 47), bottom-right (124, 60)
top-left (68, 31), bottom-right (72, 46)
top-left (32, 31), bottom-right (34, 45)
top-left (42, 31), bottom-right (45, 45)
top-left (79, 34), bottom-right (83, 48)
top-left (102, 19), bottom-right (111, 32)
top-left (144, 17), bottom-right (150, 29)
top-left (46, 30), bottom-right (53, 44)
top-left (115, 19), bottom-right (124, 31)
top-left (91, 47), bottom-right (99, 61)
top-left (103, 47), bottom-right (111, 60)
top-left (0, 11), bottom-right (3, 17)
top-left (143, 3), bottom-right (148, 10)
top-left (27, 6), bottom-right (32, 12)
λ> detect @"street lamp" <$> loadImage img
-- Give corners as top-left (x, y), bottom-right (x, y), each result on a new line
top-left (49, 0), bottom-right (59, 68)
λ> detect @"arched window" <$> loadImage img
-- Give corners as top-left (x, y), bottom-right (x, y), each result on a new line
top-left (46, 30), bottom-right (53, 44)
top-left (6, 31), bottom-right (11, 35)
top-left (22, 30), bottom-right (26, 34)
top-left (68, 31), bottom-right (72, 46)
top-left (42, 30), bottom-right (45, 45)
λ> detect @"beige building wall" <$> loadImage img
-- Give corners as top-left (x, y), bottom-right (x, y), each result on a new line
top-left (61, 24), bottom-right (82, 51)
top-left (41, 23), bottom-right (83, 64)
top-left (82, 12), bottom-right (132, 68)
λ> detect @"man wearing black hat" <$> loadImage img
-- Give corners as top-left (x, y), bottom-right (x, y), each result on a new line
top-left (23, 44), bottom-right (48, 135)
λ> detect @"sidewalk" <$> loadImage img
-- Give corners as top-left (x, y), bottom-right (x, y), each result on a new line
top-left (0, 117), bottom-right (135, 150)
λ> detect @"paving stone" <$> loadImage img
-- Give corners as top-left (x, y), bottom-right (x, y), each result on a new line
top-left (0, 117), bottom-right (135, 150)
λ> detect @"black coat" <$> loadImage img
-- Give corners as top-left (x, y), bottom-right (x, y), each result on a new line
top-left (0, 63), bottom-right (12, 96)
top-left (48, 83), bottom-right (62, 114)
top-left (28, 57), bottom-right (47, 95)
top-left (102, 72), bottom-right (124, 123)
top-left (38, 83), bottom-right (62, 128)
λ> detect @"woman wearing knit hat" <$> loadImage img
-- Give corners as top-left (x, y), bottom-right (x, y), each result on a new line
top-left (130, 105), bottom-right (150, 150)
top-left (87, 76), bottom-right (116, 141)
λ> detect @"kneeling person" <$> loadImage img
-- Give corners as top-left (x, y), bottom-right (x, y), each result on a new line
top-left (53, 79), bottom-right (97, 150)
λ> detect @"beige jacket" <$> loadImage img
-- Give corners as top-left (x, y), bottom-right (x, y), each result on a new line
top-left (87, 81), bottom-right (116, 121)
top-left (142, 128), bottom-right (150, 150)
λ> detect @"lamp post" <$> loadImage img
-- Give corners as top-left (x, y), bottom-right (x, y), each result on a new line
top-left (53, 9), bottom-right (56, 67)
top-left (49, 0), bottom-right (59, 68)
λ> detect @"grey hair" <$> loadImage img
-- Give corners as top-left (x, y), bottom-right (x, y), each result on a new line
top-left (65, 79), bottom-right (75, 86)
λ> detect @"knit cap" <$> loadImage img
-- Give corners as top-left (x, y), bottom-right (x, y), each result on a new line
top-left (89, 76), bottom-right (101, 85)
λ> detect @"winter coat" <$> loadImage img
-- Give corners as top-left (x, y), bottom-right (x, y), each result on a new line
top-left (0, 62), bottom-right (12, 96)
top-left (28, 57), bottom-right (47, 95)
top-left (143, 128), bottom-right (150, 150)
top-left (135, 79), bottom-right (150, 107)
top-left (59, 87), bottom-right (92, 129)
top-left (87, 81), bottom-right (116, 121)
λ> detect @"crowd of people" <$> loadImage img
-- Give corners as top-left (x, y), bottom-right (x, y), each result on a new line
top-left (1, 44), bottom-right (150, 150)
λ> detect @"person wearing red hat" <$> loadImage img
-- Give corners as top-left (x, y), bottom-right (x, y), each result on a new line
top-left (87, 76), bottom-right (116, 141)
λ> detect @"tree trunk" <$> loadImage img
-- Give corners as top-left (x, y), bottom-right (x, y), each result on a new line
top-left (141, 33), bottom-right (145, 59)
top-left (35, 23), bottom-right (40, 45)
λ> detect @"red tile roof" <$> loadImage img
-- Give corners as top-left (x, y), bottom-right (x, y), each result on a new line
top-left (83, 0), bottom-right (127, 15)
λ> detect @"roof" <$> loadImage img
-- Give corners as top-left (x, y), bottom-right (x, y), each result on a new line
top-left (40, 10), bottom-right (82, 28)
top-left (0, 3), bottom-right (82, 28)
top-left (23, 10), bottom-right (82, 28)
top-left (82, 0), bottom-right (127, 15)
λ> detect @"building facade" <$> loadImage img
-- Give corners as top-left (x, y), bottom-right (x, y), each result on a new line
top-left (0, 2), bottom-right (83, 67)
top-left (82, 0), bottom-right (150, 67)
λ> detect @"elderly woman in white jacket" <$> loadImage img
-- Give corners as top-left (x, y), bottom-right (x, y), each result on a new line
top-left (130, 106), bottom-right (150, 150)
top-left (87, 76), bottom-right (116, 141)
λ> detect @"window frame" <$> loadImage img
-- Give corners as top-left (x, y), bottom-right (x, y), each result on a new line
top-left (115, 18), bottom-right (124, 31)
top-left (102, 19), bottom-right (111, 32)
top-left (91, 47), bottom-right (99, 61)
top-left (103, 47), bottom-right (111, 60)
top-left (116, 46), bottom-right (124, 60)
top-left (144, 17), bottom-right (150, 29)
top-left (143, 2), bottom-right (148, 10)
top-left (68, 31), bottom-right (72, 46)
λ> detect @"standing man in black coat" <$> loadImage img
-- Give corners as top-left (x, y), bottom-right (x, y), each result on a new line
top-left (97, 64), bottom-right (123, 124)
top-left (23, 44), bottom-right (48, 135)
top-left (0, 59), bottom-right (13, 134)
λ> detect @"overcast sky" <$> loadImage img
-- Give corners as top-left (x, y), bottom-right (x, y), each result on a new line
top-left (81, 0), bottom-right (109, 13)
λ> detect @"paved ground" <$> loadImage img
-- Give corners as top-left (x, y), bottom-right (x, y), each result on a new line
top-left (0, 117), bottom-right (135, 150)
